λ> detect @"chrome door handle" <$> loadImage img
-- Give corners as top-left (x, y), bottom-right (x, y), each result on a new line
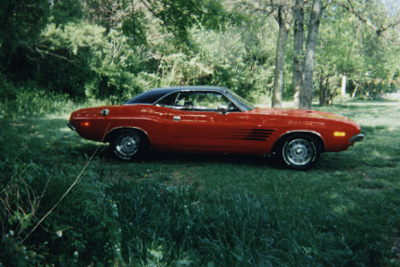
top-left (173, 116), bottom-right (181, 121)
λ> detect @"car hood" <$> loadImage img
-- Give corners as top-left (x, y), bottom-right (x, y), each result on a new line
top-left (250, 108), bottom-right (350, 121)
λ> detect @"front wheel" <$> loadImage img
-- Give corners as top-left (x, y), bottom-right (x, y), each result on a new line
top-left (279, 134), bottom-right (320, 170)
top-left (111, 130), bottom-right (145, 161)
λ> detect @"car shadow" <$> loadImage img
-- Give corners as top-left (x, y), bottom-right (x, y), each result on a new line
top-left (85, 144), bottom-right (279, 169)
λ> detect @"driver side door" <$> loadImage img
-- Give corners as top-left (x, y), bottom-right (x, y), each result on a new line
top-left (159, 91), bottom-right (257, 153)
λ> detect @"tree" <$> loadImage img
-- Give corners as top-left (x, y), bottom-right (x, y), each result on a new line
top-left (292, 0), bottom-right (304, 108)
top-left (299, 0), bottom-right (322, 109)
top-left (315, 0), bottom-right (400, 101)
top-left (82, 0), bottom-right (229, 46)
top-left (244, 0), bottom-right (319, 109)
top-left (292, 0), bottom-right (400, 108)
top-left (227, 0), bottom-right (325, 108)
top-left (227, 0), bottom-right (294, 107)
top-left (272, 5), bottom-right (293, 108)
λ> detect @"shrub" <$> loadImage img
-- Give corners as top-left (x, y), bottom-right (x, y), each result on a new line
top-left (0, 84), bottom-right (74, 119)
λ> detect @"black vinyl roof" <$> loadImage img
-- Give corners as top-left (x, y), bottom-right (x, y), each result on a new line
top-left (124, 86), bottom-right (228, 105)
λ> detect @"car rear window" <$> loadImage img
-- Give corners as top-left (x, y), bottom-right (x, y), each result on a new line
top-left (124, 90), bottom-right (169, 105)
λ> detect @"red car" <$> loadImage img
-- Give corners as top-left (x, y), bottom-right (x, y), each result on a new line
top-left (68, 86), bottom-right (364, 170)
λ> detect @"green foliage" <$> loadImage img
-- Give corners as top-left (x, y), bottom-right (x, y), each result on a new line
top-left (121, 8), bottom-right (148, 45)
top-left (51, 0), bottom-right (84, 25)
top-left (313, 1), bottom-right (400, 102)
top-left (1, 0), bottom-right (399, 107)
top-left (84, 29), bottom-right (148, 101)
top-left (0, 84), bottom-right (74, 119)
top-left (142, 0), bottom-right (234, 46)
top-left (0, 0), bottom-right (50, 70)
top-left (36, 22), bottom-right (105, 97)
top-left (0, 72), bottom-right (17, 100)
top-left (145, 0), bottom-right (204, 45)
top-left (191, 19), bottom-right (277, 98)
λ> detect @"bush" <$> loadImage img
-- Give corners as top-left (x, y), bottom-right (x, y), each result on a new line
top-left (0, 84), bottom-right (74, 119)
top-left (0, 72), bottom-right (17, 101)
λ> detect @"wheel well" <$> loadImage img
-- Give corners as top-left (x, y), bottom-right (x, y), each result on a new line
top-left (272, 132), bottom-right (325, 154)
top-left (105, 128), bottom-right (151, 148)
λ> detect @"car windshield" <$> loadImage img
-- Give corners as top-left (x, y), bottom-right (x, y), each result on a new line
top-left (224, 90), bottom-right (255, 111)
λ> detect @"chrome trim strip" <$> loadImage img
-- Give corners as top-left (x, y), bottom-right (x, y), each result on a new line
top-left (277, 130), bottom-right (326, 151)
top-left (67, 122), bottom-right (76, 131)
top-left (349, 134), bottom-right (365, 143)
top-left (282, 130), bottom-right (323, 139)
top-left (105, 126), bottom-right (150, 143)
top-left (153, 89), bottom-right (247, 112)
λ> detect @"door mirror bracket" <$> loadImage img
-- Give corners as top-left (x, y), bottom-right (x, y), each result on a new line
top-left (218, 105), bottom-right (228, 115)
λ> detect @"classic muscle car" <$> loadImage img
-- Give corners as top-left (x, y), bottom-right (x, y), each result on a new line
top-left (68, 86), bottom-right (364, 170)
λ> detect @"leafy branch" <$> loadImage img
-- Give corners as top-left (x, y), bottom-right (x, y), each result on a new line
top-left (333, 0), bottom-right (400, 36)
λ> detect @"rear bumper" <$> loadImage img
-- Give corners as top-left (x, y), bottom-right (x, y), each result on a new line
top-left (67, 122), bottom-right (76, 131)
top-left (349, 133), bottom-right (364, 143)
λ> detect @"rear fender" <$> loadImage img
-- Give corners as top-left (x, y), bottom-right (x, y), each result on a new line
top-left (105, 127), bottom-right (151, 147)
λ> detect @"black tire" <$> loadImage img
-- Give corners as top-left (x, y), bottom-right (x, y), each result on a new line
top-left (279, 134), bottom-right (321, 170)
top-left (111, 129), bottom-right (145, 161)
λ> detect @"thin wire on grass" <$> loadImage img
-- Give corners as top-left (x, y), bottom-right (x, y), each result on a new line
top-left (20, 124), bottom-right (110, 245)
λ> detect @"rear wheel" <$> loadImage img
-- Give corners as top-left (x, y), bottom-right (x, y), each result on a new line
top-left (111, 129), bottom-right (145, 161)
top-left (279, 134), bottom-right (320, 170)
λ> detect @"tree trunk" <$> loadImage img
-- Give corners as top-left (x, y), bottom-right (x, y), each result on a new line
top-left (293, 0), bottom-right (304, 109)
top-left (319, 74), bottom-right (331, 105)
top-left (272, 6), bottom-right (293, 108)
top-left (299, 0), bottom-right (322, 110)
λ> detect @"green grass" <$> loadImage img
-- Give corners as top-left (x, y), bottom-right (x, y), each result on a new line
top-left (1, 100), bottom-right (400, 266)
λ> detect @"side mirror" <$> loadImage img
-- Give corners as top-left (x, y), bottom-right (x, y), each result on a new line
top-left (218, 105), bottom-right (228, 115)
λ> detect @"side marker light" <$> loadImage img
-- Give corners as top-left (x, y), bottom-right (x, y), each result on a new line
top-left (334, 131), bottom-right (346, 137)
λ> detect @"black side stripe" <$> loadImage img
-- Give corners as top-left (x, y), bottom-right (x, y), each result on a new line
top-left (174, 128), bottom-right (275, 141)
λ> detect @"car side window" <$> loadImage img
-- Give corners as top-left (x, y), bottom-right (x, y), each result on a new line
top-left (174, 92), bottom-right (240, 112)
top-left (155, 92), bottom-right (179, 108)
top-left (174, 92), bottom-right (194, 110)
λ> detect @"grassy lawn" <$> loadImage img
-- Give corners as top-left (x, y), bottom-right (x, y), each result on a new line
top-left (1, 101), bottom-right (400, 266)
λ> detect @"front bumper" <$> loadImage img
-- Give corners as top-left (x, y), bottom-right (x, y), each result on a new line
top-left (349, 133), bottom-right (365, 143)
top-left (67, 122), bottom-right (76, 131)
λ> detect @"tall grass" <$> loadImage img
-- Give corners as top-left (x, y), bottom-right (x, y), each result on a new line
top-left (1, 96), bottom-right (399, 266)
top-left (0, 86), bottom-right (113, 119)
top-left (111, 179), bottom-right (280, 266)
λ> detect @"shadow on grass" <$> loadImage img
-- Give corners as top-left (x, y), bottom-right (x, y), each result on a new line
top-left (75, 142), bottom-right (372, 173)
top-left (63, 131), bottom-right (392, 173)
top-left (96, 146), bottom-right (279, 168)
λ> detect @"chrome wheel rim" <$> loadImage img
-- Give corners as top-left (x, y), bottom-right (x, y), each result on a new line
top-left (116, 132), bottom-right (140, 157)
top-left (283, 138), bottom-right (315, 166)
